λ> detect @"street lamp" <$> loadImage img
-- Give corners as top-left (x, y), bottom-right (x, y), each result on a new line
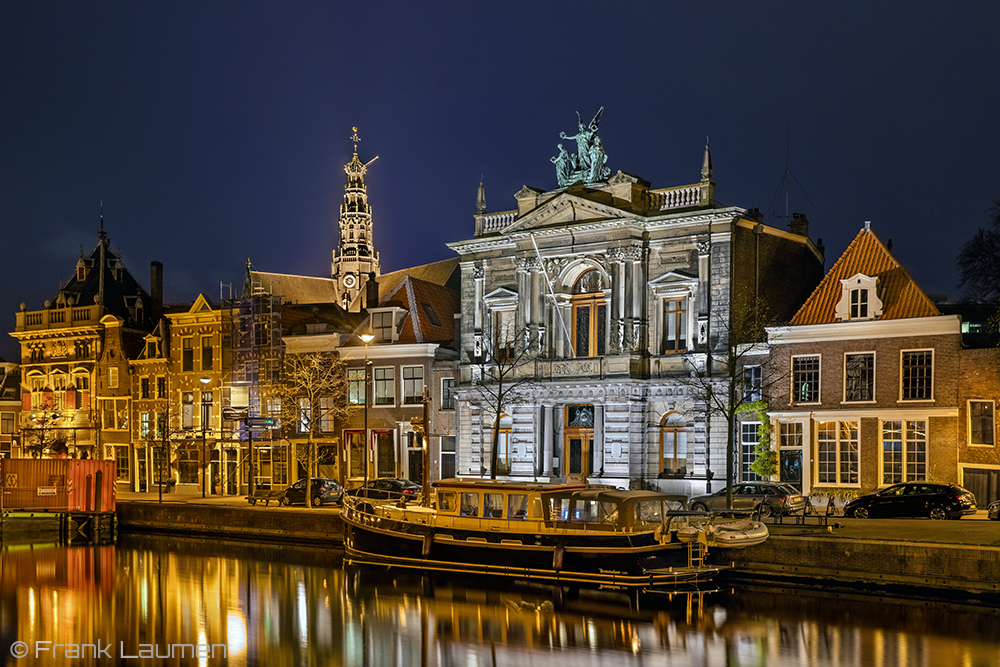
top-left (200, 377), bottom-right (211, 498)
top-left (359, 333), bottom-right (374, 492)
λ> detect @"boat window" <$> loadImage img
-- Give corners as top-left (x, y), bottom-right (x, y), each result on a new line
top-left (438, 491), bottom-right (457, 512)
top-left (460, 492), bottom-right (480, 517)
top-left (508, 494), bottom-right (529, 519)
top-left (483, 493), bottom-right (503, 518)
top-left (634, 500), bottom-right (665, 530)
top-left (548, 497), bottom-right (571, 521)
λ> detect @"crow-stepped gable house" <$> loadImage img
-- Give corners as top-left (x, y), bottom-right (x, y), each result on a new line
top-left (448, 110), bottom-right (826, 494)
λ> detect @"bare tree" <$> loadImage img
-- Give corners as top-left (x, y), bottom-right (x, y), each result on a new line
top-left (464, 320), bottom-right (540, 479)
top-left (273, 351), bottom-right (356, 507)
top-left (958, 198), bottom-right (1000, 304)
top-left (685, 290), bottom-right (784, 509)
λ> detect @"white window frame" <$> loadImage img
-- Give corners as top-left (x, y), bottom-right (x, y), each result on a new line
top-left (968, 400), bottom-right (996, 447)
top-left (373, 366), bottom-right (395, 407)
top-left (843, 351), bottom-right (876, 404)
top-left (815, 420), bottom-right (859, 487)
top-left (899, 348), bottom-right (934, 402)
top-left (402, 366), bottom-right (424, 405)
top-left (440, 378), bottom-right (456, 411)
top-left (791, 354), bottom-right (821, 405)
top-left (880, 419), bottom-right (927, 484)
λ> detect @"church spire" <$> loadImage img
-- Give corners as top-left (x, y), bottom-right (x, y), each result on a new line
top-left (332, 127), bottom-right (381, 311)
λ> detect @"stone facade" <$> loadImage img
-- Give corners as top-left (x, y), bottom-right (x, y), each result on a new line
top-left (448, 157), bottom-right (824, 493)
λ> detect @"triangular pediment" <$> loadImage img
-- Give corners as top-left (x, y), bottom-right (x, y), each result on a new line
top-left (648, 270), bottom-right (698, 287)
top-left (484, 287), bottom-right (518, 302)
top-left (502, 192), bottom-right (627, 234)
top-left (189, 294), bottom-right (215, 313)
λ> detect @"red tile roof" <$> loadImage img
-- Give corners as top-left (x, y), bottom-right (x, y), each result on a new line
top-left (791, 227), bottom-right (939, 325)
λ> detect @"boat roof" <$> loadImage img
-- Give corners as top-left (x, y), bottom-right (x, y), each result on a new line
top-left (431, 478), bottom-right (587, 492)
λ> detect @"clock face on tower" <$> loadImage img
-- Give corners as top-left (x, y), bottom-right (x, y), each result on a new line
top-left (343, 274), bottom-right (357, 289)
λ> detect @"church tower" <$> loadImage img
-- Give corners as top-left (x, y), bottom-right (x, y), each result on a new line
top-left (332, 127), bottom-right (380, 310)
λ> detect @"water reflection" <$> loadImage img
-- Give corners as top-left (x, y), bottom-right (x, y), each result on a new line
top-left (0, 535), bottom-right (997, 666)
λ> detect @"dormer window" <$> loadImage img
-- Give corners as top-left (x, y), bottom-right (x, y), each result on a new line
top-left (77, 263), bottom-right (86, 281)
top-left (836, 274), bottom-right (882, 322)
top-left (850, 288), bottom-right (868, 319)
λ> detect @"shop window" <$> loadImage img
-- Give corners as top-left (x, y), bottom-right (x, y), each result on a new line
top-left (882, 420), bottom-right (927, 484)
top-left (817, 421), bottom-right (859, 485)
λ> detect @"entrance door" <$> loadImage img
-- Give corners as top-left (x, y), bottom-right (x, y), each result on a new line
top-left (564, 434), bottom-right (593, 482)
top-left (258, 447), bottom-right (273, 489)
top-left (780, 450), bottom-right (802, 487)
top-left (225, 449), bottom-right (238, 495)
top-left (564, 405), bottom-right (595, 482)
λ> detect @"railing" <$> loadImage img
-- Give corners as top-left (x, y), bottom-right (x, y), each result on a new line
top-left (479, 211), bottom-right (517, 234)
top-left (648, 184), bottom-right (704, 211)
top-left (16, 304), bottom-right (101, 332)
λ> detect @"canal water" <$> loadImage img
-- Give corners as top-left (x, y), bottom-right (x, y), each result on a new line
top-left (1, 534), bottom-right (998, 666)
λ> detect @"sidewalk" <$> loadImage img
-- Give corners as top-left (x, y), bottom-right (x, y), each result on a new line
top-left (116, 489), bottom-right (342, 511)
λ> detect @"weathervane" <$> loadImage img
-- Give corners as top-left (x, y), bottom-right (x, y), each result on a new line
top-left (351, 126), bottom-right (361, 153)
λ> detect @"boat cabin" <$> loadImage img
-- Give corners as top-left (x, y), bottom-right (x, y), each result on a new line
top-left (430, 479), bottom-right (687, 533)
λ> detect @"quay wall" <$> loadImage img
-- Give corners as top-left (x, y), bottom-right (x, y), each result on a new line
top-left (725, 535), bottom-right (1000, 597)
top-left (117, 503), bottom-right (344, 545)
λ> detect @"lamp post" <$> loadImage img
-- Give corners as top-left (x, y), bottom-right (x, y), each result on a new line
top-left (359, 333), bottom-right (374, 491)
top-left (200, 377), bottom-right (211, 498)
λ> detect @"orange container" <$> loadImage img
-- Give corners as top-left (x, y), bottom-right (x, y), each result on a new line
top-left (1, 459), bottom-right (115, 512)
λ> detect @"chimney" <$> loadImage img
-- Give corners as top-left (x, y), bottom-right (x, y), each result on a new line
top-left (366, 272), bottom-right (379, 309)
top-left (150, 261), bottom-right (163, 324)
top-left (789, 213), bottom-right (809, 238)
top-left (745, 208), bottom-right (765, 223)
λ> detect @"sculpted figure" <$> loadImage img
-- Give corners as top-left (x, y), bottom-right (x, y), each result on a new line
top-left (588, 136), bottom-right (610, 182)
top-left (550, 143), bottom-right (574, 187)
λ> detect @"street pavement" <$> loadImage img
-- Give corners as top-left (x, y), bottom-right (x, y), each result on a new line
top-left (116, 489), bottom-right (341, 511)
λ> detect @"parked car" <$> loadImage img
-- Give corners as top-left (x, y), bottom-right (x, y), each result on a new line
top-left (281, 478), bottom-right (342, 507)
top-left (987, 500), bottom-right (999, 520)
top-left (844, 482), bottom-right (976, 520)
top-left (347, 478), bottom-right (422, 501)
top-left (688, 482), bottom-right (806, 517)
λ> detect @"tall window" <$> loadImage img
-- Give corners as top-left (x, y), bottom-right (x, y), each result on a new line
top-left (970, 401), bottom-right (995, 446)
top-left (201, 336), bottom-right (213, 370)
top-left (441, 378), bottom-right (456, 410)
top-left (440, 436), bottom-right (456, 478)
top-left (140, 377), bottom-right (150, 399)
top-left (901, 350), bottom-right (933, 400)
top-left (882, 420), bottom-right (927, 484)
top-left (374, 368), bottom-right (394, 405)
top-left (740, 421), bottom-right (761, 482)
top-left (850, 288), bottom-right (868, 319)
top-left (779, 422), bottom-right (803, 485)
top-left (817, 421), bottom-right (858, 485)
top-left (348, 369), bottom-right (365, 405)
top-left (792, 356), bottom-right (820, 404)
top-left (494, 415), bottom-right (512, 475)
top-left (494, 309), bottom-right (515, 361)
top-left (178, 447), bottom-right (198, 484)
top-left (662, 298), bottom-right (687, 353)
top-left (403, 366), bottom-right (424, 404)
top-left (182, 337), bottom-right (194, 371)
top-left (659, 412), bottom-right (687, 476)
top-left (319, 397), bottom-right (334, 432)
top-left (572, 270), bottom-right (606, 358)
top-left (115, 446), bottom-right (129, 481)
top-left (296, 397), bottom-right (310, 433)
top-left (140, 412), bottom-right (151, 438)
top-left (844, 353), bottom-right (874, 402)
top-left (108, 367), bottom-right (118, 389)
top-left (743, 365), bottom-right (762, 402)
top-left (1, 413), bottom-right (14, 435)
top-left (373, 312), bottom-right (393, 342)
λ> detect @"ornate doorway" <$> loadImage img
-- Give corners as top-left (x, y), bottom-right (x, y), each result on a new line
top-left (564, 404), bottom-right (595, 481)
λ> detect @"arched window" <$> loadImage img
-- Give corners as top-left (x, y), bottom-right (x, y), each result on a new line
top-left (659, 411), bottom-right (688, 477)
top-left (493, 414), bottom-right (512, 475)
top-left (571, 270), bottom-right (606, 358)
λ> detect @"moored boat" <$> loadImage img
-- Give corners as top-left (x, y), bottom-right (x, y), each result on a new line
top-left (342, 478), bottom-right (739, 592)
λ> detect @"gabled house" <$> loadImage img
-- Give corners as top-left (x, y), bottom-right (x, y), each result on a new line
top-left (766, 223), bottom-right (963, 496)
top-left (0, 361), bottom-right (21, 458)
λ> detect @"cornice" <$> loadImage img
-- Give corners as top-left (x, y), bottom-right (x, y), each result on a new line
top-left (768, 315), bottom-right (961, 344)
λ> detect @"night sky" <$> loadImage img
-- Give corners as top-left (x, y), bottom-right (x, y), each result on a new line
top-left (3, 2), bottom-right (999, 362)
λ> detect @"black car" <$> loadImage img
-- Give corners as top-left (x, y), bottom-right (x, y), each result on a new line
top-left (845, 482), bottom-right (976, 520)
top-left (347, 478), bottom-right (422, 501)
top-left (281, 478), bottom-right (342, 507)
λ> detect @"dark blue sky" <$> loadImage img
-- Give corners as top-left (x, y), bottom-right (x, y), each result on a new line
top-left (3, 2), bottom-right (999, 361)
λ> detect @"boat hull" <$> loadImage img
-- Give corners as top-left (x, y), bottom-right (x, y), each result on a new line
top-left (343, 512), bottom-right (718, 591)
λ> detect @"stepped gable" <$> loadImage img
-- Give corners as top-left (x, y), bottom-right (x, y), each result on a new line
top-left (791, 226), bottom-right (939, 326)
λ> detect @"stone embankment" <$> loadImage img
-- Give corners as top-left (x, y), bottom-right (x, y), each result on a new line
top-left (116, 498), bottom-right (1000, 599)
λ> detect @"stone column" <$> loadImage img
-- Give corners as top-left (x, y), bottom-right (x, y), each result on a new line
top-left (473, 265), bottom-right (485, 357)
top-left (607, 247), bottom-right (626, 353)
top-left (626, 245), bottom-right (645, 351)
top-left (593, 404), bottom-right (604, 476)
top-left (542, 405), bottom-right (554, 477)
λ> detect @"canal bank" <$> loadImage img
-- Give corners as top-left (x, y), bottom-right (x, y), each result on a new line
top-left (115, 495), bottom-right (1000, 599)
